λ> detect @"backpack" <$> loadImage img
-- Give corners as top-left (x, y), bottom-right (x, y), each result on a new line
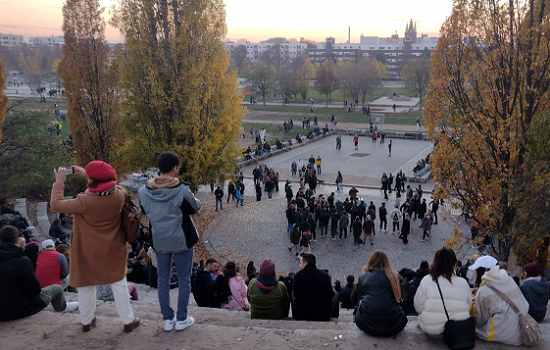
top-left (290, 229), bottom-right (301, 245)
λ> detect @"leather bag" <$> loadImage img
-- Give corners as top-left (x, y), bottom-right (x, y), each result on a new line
top-left (436, 279), bottom-right (476, 350)
top-left (119, 186), bottom-right (140, 243)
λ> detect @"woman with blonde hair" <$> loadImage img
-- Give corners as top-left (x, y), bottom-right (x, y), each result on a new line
top-left (354, 250), bottom-right (407, 337)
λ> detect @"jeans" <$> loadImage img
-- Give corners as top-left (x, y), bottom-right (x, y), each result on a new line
top-left (337, 182), bottom-right (342, 193)
top-left (287, 223), bottom-right (294, 234)
top-left (268, 191), bottom-right (273, 199)
top-left (215, 197), bottom-right (223, 210)
top-left (236, 198), bottom-right (244, 207)
top-left (317, 165), bottom-right (321, 174)
top-left (156, 248), bottom-right (194, 321)
top-left (339, 227), bottom-right (347, 239)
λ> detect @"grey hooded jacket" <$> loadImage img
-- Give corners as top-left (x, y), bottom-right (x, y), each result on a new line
top-left (139, 181), bottom-right (201, 254)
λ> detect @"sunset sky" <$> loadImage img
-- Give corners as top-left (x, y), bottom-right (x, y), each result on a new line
top-left (0, 0), bottom-right (453, 43)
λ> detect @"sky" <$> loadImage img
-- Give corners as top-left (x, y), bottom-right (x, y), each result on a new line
top-left (0, 0), bottom-right (453, 43)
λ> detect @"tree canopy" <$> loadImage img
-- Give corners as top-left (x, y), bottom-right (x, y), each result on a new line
top-left (401, 55), bottom-right (431, 109)
top-left (112, 0), bottom-right (244, 188)
top-left (425, 0), bottom-right (550, 262)
top-left (59, 0), bottom-right (121, 165)
top-left (314, 59), bottom-right (340, 107)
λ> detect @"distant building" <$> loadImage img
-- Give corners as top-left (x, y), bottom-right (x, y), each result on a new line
top-left (28, 35), bottom-right (65, 47)
top-left (0, 33), bottom-right (24, 47)
top-left (225, 38), bottom-right (308, 64)
top-left (308, 19), bottom-right (438, 78)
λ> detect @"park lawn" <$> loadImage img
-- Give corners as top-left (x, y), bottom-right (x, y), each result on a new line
top-left (242, 122), bottom-right (294, 145)
top-left (8, 96), bottom-right (68, 111)
top-left (245, 104), bottom-right (421, 125)
top-left (244, 86), bottom-right (414, 105)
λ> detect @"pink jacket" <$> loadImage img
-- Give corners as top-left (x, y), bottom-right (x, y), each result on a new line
top-left (221, 276), bottom-right (250, 311)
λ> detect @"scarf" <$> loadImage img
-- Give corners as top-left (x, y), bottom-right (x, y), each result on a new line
top-left (257, 275), bottom-right (278, 294)
top-left (87, 180), bottom-right (117, 193)
top-left (146, 176), bottom-right (180, 189)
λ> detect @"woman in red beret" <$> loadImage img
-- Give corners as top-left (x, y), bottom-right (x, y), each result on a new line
top-left (50, 161), bottom-right (139, 333)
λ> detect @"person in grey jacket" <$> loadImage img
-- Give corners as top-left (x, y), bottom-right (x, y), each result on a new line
top-left (139, 152), bottom-right (201, 332)
top-left (338, 212), bottom-right (350, 240)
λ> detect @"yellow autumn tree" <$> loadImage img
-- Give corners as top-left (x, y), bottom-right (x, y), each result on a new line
top-left (112, 0), bottom-right (244, 187)
top-left (0, 59), bottom-right (7, 141)
top-left (59, 0), bottom-right (121, 165)
top-left (425, 0), bottom-right (550, 262)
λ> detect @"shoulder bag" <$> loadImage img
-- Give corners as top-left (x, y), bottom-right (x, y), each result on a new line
top-left (118, 186), bottom-right (140, 243)
top-left (436, 279), bottom-right (476, 350)
top-left (485, 284), bottom-right (541, 346)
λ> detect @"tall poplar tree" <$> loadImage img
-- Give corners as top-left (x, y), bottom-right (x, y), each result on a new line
top-left (425, 0), bottom-right (550, 262)
top-left (59, 0), bottom-right (121, 165)
top-left (0, 59), bottom-right (7, 141)
top-left (113, 0), bottom-right (244, 187)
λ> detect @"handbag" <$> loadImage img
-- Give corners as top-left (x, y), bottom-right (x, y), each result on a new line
top-left (119, 187), bottom-right (140, 243)
top-left (436, 279), bottom-right (476, 350)
top-left (485, 284), bottom-right (541, 346)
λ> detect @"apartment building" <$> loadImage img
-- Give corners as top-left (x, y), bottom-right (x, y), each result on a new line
top-left (28, 35), bottom-right (65, 47)
top-left (225, 38), bottom-right (308, 64)
top-left (0, 33), bottom-right (25, 47)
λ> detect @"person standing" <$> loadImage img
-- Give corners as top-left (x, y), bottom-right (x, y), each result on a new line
top-left (401, 213), bottom-right (410, 244)
top-left (316, 156), bottom-right (322, 174)
top-left (139, 152), bottom-right (201, 332)
top-left (255, 182), bottom-right (263, 202)
top-left (388, 140), bottom-right (392, 157)
top-left (353, 134), bottom-right (359, 150)
top-left (362, 215), bottom-right (375, 246)
top-left (420, 210), bottom-right (432, 242)
top-left (338, 211), bottom-right (349, 240)
top-left (381, 173), bottom-right (389, 200)
top-left (429, 198), bottom-right (439, 224)
top-left (227, 181), bottom-right (236, 203)
top-left (51, 161), bottom-right (139, 333)
top-left (214, 186), bottom-right (224, 211)
top-left (266, 177), bottom-right (275, 199)
top-left (390, 205), bottom-right (402, 235)
top-left (335, 171), bottom-right (343, 193)
top-left (379, 202), bottom-right (388, 233)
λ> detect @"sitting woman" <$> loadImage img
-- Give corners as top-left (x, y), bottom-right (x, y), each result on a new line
top-left (414, 247), bottom-right (472, 337)
top-left (353, 250), bottom-right (408, 337)
top-left (220, 262), bottom-right (250, 311)
top-left (247, 259), bottom-right (290, 319)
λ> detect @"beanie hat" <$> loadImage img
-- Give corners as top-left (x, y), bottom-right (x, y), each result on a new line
top-left (524, 262), bottom-right (540, 278)
top-left (42, 239), bottom-right (55, 249)
top-left (85, 161), bottom-right (116, 180)
top-left (260, 258), bottom-right (275, 276)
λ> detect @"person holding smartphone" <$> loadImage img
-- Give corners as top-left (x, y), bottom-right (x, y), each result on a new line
top-left (50, 161), bottom-right (139, 333)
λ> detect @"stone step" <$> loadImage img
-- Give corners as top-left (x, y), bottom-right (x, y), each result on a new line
top-left (36, 202), bottom-right (50, 238)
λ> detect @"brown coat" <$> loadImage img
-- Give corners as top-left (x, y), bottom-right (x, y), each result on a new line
top-left (50, 182), bottom-right (126, 287)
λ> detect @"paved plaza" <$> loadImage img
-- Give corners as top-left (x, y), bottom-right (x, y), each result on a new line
top-left (202, 137), bottom-right (475, 279)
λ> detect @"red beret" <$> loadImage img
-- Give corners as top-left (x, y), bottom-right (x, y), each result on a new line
top-left (85, 161), bottom-right (116, 180)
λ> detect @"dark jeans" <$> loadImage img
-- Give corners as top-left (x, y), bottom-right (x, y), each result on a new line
top-left (339, 227), bottom-right (347, 239)
top-left (380, 218), bottom-right (387, 230)
top-left (392, 222), bottom-right (400, 232)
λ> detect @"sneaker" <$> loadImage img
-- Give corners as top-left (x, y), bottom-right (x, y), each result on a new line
top-left (60, 302), bottom-right (79, 313)
top-left (420, 239), bottom-right (425, 242)
top-left (313, 239), bottom-right (317, 242)
top-left (164, 317), bottom-right (176, 331)
top-left (175, 317), bottom-right (195, 331)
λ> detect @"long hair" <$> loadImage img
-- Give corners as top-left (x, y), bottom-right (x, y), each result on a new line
top-left (430, 247), bottom-right (457, 283)
top-left (364, 250), bottom-right (401, 302)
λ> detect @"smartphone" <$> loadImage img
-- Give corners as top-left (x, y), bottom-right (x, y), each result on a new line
top-left (65, 167), bottom-right (74, 175)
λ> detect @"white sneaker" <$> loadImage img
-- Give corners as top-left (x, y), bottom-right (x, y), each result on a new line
top-left (175, 316), bottom-right (195, 331)
top-left (420, 239), bottom-right (425, 242)
top-left (61, 302), bottom-right (78, 313)
top-left (164, 317), bottom-right (176, 331)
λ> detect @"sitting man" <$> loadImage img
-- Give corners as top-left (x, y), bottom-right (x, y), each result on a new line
top-left (0, 225), bottom-right (78, 321)
top-left (35, 239), bottom-right (70, 290)
top-left (247, 258), bottom-right (290, 319)
top-left (192, 258), bottom-right (225, 308)
top-left (48, 218), bottom-right (71, 240)
top-left (292, 252), bottom-right (334, 321)
top-left (338, 275), bottom-right (356, 310)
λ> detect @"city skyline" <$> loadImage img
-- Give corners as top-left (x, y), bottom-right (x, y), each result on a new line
top-left (0, 0), bottom-right (452, 43)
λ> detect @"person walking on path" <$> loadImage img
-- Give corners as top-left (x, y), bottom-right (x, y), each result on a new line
top-left (420, 210), bottom-right (432, 242)
top-left (336, 134), bottom-right (342, 150)
top-left (362, 215), bottom-right (375, 246)
top-left (51, 161), bottom-right (139, 333)
top-left (255, 182), bottom-right (262, 202)
top-left (381, 173), bottom-right (389, 200)
top-left (139, 152), bottom-right (201, 332)
top-left (214, 186), bottom-right (224, 211)
top-left (379, 202), bottom-right (388, 233)
top-left (335, 171), bottom-right (343, 193)
top-left (235, 185), bottom-right (244, 207)
top-left (388, 140), bottom-right (392, 157)
top-left (353, 134), bottom-right (359, 150)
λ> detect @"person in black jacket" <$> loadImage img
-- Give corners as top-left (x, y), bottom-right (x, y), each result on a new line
top-left (379, 202), bottom-right (388, 233)
top-left (192, 258), bottom-right (225, 308)
top-left (0, 225), bottom-right (78, 321)
top-left (339, 275), bottom-right (356, 310)
top-left (353, 250), bottom-right (407, 337)
top-left (292, 252), bottom-right (334, 321)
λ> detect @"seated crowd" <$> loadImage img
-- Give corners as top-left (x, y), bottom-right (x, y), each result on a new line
top-left (1, 212), bottom-right (548, 346)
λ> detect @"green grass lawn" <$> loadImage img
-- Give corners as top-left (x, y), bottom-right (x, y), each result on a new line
top-left (8, 96), bottom-right (68, 111)
top-left (244, 86), bottom-right (414, 105)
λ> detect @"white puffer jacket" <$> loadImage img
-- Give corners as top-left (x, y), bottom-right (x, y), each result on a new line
top-left (414, 274), bottom-right (473, 335)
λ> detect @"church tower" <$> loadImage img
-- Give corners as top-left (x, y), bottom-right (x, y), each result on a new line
top-left (404, 18), bottom-right (417, 43)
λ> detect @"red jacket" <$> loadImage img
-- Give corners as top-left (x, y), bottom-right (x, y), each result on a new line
top-left (35, 249), bottom-right (63, 288)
